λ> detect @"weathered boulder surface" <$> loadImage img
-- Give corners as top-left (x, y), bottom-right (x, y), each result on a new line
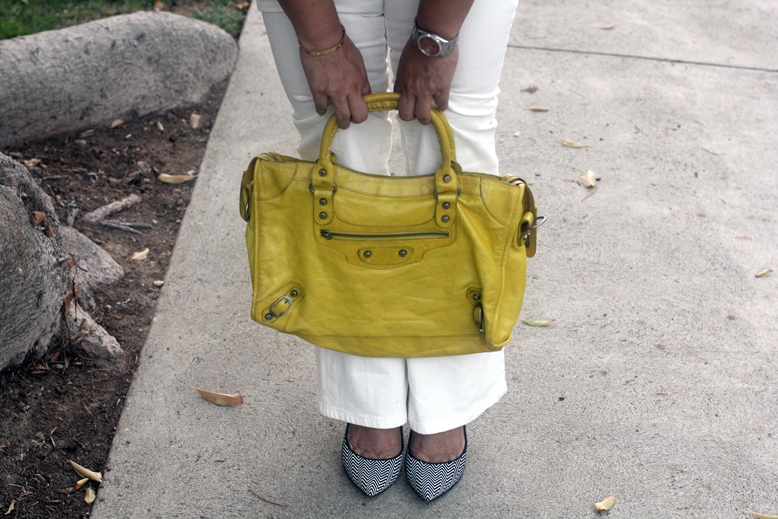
top-left (59, 225), bottom-right (124, 310)
top-left (0, 153), bottom-right (66, 370)
top-left (67, 302), bottom-right (124, 359)
top-left (0, 11), bottom-right (238, 148)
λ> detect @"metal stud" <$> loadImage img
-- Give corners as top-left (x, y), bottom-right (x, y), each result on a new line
top-left (472, 293), bottom-right (481, 301)
top-left (319, 211), bottom-right (327, 219)
top-left (319, 169), bottom-right (327, 177)
top-left (399, 249), bottom-right (407, 257)
top-left (442, 215), bottom-right (450, 223)
top-left (442, 202), bottom-right (450, 209)
top-left (319, 198), bottom-right (327, 206)
top-left (443, 174), bottom-right (451, 183)
top-left (290, 290), bottom-right (299, 298)
top-left (264, 313), bottom-right (273, 320)
top-left (364, 250), bottom-right (372, 258)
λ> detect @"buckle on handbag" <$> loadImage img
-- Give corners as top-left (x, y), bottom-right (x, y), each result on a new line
top-left (268, 296), bottom-right (293, 319)
top-left (474, 303), bottom-right (484, 335)
top-left (433, 187), bottom-right (462, 199)
top-left (310, 183), bottom-right (337, 194)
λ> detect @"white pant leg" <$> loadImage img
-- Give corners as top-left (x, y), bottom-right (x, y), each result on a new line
top-left (262, 9), bottom-right (392, 172)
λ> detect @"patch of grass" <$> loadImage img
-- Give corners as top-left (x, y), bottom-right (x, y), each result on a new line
top-left (0, 0), bottom-right (246, 40)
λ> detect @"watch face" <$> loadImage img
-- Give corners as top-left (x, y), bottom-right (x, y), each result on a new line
top-left (418, 35), bottom-right (442, 57)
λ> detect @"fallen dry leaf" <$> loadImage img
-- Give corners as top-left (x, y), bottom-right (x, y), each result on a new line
top-left (112, 312), bottom-right (125, 320)
top-left (581, 170), bottom-right (597, 187)
top-left (157, 173), bottom-right (198, 184)
top-left (30, 211), bottom-right (46, 226)
top-left (4, 500), bottom-right (14, 516)
top-left (110, 119), bottom-right (124, 129)
top-left (131, 248), bottom-right (149, 261)
top-left (236, 1), bottom-right (250, 11)
top-left (23, 158), bottom-right (41, 167)
top-left (529, 107), bottom-right (549, 112)
top-left (600, 24), bottom-right (615, 30)
top-left (156, 120), bottom-right (165, 131)
top-left (522, 319), bottom-right (555, 327)
top-left (73, 478), bottom-right (89, 491)
top-left (190, 113), bottom-right (201, 129)
top-left (68, 460), bottom-right (103, 483)
top-left (751, 512), bottom-right (778, 519)
top-left (595, 494), bottom-right (616, 513)
top-left (513, 130), bottom-right (522, 137)
top-left (85, 487), bottom-right (96, 504)
top-left (191, 386), bottom-right (244, 407)
top-left (563, 139), bottom-right (589, 148)
top-left (153, 280), bottom-right (165, 287)
top-left (755, 269), bottom-right (772, 278)
top-left (154, 0), bottom-right (163, 11)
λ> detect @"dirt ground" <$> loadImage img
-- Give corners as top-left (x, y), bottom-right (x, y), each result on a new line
top-left (0, 81), bottom-right (228, 519)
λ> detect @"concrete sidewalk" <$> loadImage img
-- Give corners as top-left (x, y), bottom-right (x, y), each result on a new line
top-left (93, 1), bottom-right (778, 517)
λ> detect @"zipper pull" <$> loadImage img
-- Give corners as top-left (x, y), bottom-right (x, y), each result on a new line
top-left (320, 230), bottom-right (333, 240)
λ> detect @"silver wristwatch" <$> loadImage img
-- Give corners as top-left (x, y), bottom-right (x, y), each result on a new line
top-left (411, 18), bottom-right (459, 57)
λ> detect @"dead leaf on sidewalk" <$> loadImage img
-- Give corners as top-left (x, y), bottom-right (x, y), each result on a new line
top-left (85, 487), bottom-right (96, 504)
top-left (110, 119), bottom-right (124, 129)
top-left (4, 500), bottom-right (15, 516)
top-left (131, 248), bottom-right (149, 261)
top-left (750, 512), bottom-right (778, 519)
top-left (563, 139), bottom-right (589, 148)
top-left (600, 25), bottom-right (615, 30)
top-left (73, 478), bottom-right (89, 491)
top-left (580, 170), bottom-right (597, 187)
top-left (595, 494), bottom-right (616, 513)
top-left (156, 121), bottom-right (165, 132)
top-left (755, 269), bottom-right (772, 278)
top-left (157, 173), bottom-right (198, 184)
top-left (513, 130), bottom-right (522, 137)
top-left (191, 386), bottom-right (243, 407)
top-left (24, 158), bottom-right (42, 167)
top-left (522, 320), bottom-right (554, 327)
top-left (529, 107), bottom-right (549, 112)
top-left (68, 460), bottom-right (103, 483)
top-left (189, 113), bottom-right (201, 129)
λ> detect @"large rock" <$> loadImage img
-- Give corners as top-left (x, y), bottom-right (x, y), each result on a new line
top-left (0, 153), bottom-right (67, 370)
top-left (59, 226), bottom-right (124, 310)
top-left (0, 12), bottom-right (237, 148)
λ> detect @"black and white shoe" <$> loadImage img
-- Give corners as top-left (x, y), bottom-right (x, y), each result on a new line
top-left (341, 424), bottom-right (404, 497)
top-left (405, 426), bottom-right (468, 502)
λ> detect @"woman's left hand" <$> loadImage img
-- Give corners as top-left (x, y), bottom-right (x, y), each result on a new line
top-left (393, 38), bottom-right (458, 125)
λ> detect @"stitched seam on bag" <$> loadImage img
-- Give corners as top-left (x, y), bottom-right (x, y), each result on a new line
top-left (479, 181), bottom-right (512, 228)
top-left (490, 189), bottom-right (522, 341)
top-left (254, 162), bottom-right (301, 201)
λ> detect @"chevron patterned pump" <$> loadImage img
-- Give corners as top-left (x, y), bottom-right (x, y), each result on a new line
top-left (341, 425), bottom-right (404, 497)
top-left (405, 427), bottom-right (468, 501)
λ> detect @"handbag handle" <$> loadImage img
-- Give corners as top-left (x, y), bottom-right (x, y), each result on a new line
top-left (312, 92), bottom-right (460, 228)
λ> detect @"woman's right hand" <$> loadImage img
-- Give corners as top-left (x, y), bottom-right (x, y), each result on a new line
top-left (300, 35), bottom-right (372, 130)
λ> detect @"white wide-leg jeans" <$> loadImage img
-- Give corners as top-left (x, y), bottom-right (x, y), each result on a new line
top-left (259, 0), bottom-right (518, 434)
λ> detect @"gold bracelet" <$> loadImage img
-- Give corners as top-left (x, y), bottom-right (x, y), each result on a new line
top-left (299, 26), bottom-right (346, 57)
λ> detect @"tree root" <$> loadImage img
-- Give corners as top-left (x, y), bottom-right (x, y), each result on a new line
top-left (83, 194), bottom-right (150, 233)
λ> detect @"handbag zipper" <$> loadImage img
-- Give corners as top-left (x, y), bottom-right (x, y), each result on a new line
top-left (320, 229), bottom-right (449, 240)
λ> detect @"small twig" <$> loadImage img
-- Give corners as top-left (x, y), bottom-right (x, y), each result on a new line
top-left (569, 88), bottom-right (585, 97)
top-left (40, 175), bottom-right (63, 181)
top-left (84, 194), bottom-right (141, 222)
top-left (97, 220), bottom-right (143, 234)
top-left (249, 489), bottom-right (288, 507)
top-left (701, 147), bottom-right (723, 156)
top-left (581, 186), bottom-right (599, 201)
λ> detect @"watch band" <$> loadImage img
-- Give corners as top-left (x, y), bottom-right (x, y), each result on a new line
top-left (411, 18), bottom-right (459, 57)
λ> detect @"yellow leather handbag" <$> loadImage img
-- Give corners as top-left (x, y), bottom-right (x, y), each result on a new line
top-left (239, 93), bottom-right (542, 358)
